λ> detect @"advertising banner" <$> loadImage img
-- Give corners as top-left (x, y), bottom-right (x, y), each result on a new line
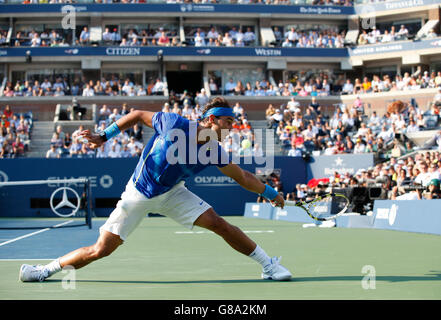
top-left (307, 153), bottom-right (375, 180)
top-left (3, 3), bottom-right (354, 15)
top-left (0, 156), bottom-right (306, 217)
top-left (372, 200), bottom-right (441, 235)
top-left (0, 46), bottom-right (348, 58)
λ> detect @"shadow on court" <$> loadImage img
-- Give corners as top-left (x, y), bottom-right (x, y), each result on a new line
top-left (294, 272), bottom-right (441, 283)
top-left (44, 272), bottom-right (441, 284)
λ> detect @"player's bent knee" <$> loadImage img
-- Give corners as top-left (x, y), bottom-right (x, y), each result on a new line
top-left (90, 243), bottom-right (117, 260)
top-left (209, 216), bottom-right (232, 236)
top-left (194, 209), bottom-right (234, 235)
top-left (89, 237), bottom-right (122, 260)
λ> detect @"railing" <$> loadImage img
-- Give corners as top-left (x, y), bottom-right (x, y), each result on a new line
top-left (0, 77), bottom-right (7, 97)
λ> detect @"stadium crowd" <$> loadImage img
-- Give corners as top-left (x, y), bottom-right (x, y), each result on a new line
top-left (276, 27), bottom-right (346, 48)
top-left (221, 68), bottom-right (441, 97)
top-left (357, 25), bottom-right (438, 45)
top-left (268, 96), bottom-right (440, 158)
top-left (7, 25), bottom-right (346, 49)
top-left (0, 105), bottom-right (33, 158)
top-left (259, 95), bottom-right (441, 203)
top-left (275, 149), bottom-right (441, 203)
top-left (4, 67), bottom-right (440, 98)
top-left (47, 103), bottom-right (144, 158)
top-left (3, 76), bottom-right (166, 97)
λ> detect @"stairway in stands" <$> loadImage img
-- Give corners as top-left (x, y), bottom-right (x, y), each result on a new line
top-left (141, 125), bottom-right (155, 145)
top-left (26, 121), bottom-right (54, 158)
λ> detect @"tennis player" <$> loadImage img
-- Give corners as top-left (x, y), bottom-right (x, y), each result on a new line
top-left (19, 97), bottom-right (292, 282)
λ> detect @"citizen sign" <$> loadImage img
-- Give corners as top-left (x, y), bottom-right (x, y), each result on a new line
top-left (106, 48), bottom-right (141, 56)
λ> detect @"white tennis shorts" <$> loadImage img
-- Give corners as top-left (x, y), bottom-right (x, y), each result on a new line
top-left (100, 179), bottom-right (212, 241)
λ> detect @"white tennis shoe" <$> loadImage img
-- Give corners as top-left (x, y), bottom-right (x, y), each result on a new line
top-left (261, 257), bottom-right (292, 281)
top-left (19, 264), bottom-right (49, 282)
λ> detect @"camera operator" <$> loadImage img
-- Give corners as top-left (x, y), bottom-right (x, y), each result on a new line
top-left (424, 179), bottom-right (441, 199)
top-left (72, 98), bottom-right (87, 120)
top-left (391, 179), bottom-right (441, 200)
top-left (390, 185), bottom-right (422, 200)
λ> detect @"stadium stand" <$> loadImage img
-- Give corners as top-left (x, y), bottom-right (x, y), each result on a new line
top-left (0, 0), bottom-right (440, 207)
top-left (0, 105), bottom-right (33, 158)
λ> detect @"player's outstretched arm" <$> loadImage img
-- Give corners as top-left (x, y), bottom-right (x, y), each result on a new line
top-left (115, 110), bottom-right (156, 130)
top-left (218, 163), bottom-right (284, 208)
top-left (79, 110), bottom-right (156, 149)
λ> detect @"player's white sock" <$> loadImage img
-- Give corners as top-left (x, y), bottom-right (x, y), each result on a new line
top-left (44, 258), bottom-right (62, 277)
top-left (249, 245), bottom-right (271, 268)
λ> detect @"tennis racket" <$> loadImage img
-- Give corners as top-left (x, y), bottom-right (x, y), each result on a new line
top-left (283, 193), bottom-right (350, 221)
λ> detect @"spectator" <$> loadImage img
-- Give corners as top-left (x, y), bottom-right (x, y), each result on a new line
top-left (195, 88), bottom-right (209, 107)
top-left (82, 83), bottom-right (95, 97)
top-left (46, 144), bottom-right (59, 159)
top-left (69, 138), bottom-right (82, 156)
top-left (96, 145), bottom-right (108, 158)
top-left (425, 179), bottom-right (441, 199)
top-left (108, 145), bottom-right (120, 158)
top-left (79, 27), bottom-right (90, 45)
top-left (151, 78), bottom-right (165, 95)
top-left (11, 136), bottom-right (25, 157)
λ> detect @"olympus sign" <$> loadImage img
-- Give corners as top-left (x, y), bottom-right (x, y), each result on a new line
top-left (193, 176), bottom-right (235, 186)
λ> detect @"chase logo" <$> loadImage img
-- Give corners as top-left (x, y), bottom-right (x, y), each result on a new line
top-left (99, 175), bottom-right (113, 189)
top-left (376, 204), bottom-right (398, 226)
top-left (0, 170), bottom-right (8, 187)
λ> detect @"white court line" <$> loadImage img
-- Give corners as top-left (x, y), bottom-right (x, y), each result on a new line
top-left (175, 230), bottom-right (274, 234)
top-left (0, 220), bottom-right (74, 248)
top-left (0, 259), bottom-right (55, 261)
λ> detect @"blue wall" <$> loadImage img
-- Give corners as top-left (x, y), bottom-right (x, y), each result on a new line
top-left (0, 157), bottom-right (306, 217)
top-left (245, 199), bottom-right (441, 235)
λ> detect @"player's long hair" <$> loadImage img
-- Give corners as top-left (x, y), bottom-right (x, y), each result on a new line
top-left (200, 97), bottom-right (232, 123)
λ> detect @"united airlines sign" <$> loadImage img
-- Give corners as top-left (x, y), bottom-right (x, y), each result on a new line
top-left (355, 0), bottom-right (440, 13)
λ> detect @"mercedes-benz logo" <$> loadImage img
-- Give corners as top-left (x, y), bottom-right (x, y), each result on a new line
top-left (50, 186), bottom-right (81, 217)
